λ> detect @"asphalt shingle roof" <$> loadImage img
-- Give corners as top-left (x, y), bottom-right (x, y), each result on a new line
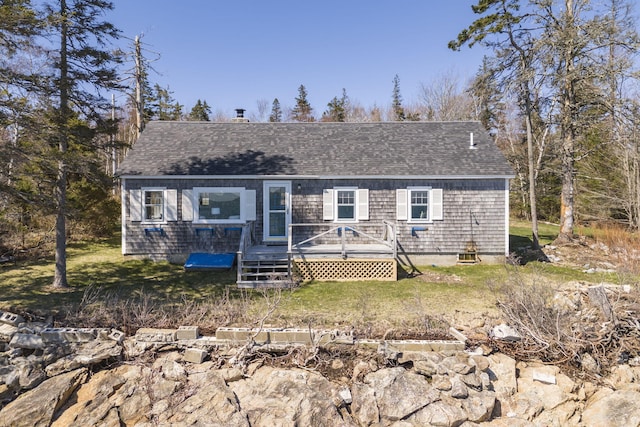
top-left (117, 121), bottom-right (514, 177)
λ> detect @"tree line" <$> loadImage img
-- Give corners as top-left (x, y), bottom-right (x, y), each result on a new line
top-left (1, 0), bottom-right (639, 288)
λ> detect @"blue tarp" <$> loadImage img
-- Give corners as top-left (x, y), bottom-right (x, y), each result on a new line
top-left (184, 252), bottom-right (236, 270)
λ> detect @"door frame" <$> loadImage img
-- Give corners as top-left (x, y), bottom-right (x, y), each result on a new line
top-left (262, 180), bottom-right (292, 243)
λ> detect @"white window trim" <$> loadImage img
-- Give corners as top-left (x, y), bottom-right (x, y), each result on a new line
top-left (191, 187), bottom-right (251, 224)
top-left (400, 187), bottom-right (443, 223)
top-left (141, 187), bottom-right (167, 224)
top-left (334, 187), bottom-right (358, 223)
top-left (406, 186), bottom-right (432, 224)
top-left (324, 187), bottom-right (369, 222)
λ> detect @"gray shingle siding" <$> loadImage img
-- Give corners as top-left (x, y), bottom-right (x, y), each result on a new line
top-left (119, 121), bottom-right (513, 263)
top-left (122, 177), bottom-right (508, 259)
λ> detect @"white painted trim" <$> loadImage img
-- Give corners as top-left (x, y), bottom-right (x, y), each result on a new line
top-left (246, 189), bottom-right (257, 221)
top-left (140, 187), bottom-right (167, 224)
top-left (333, 187), bottom-right (359, 223)
top-left (165, 189), bottom-right (178, 221)
top-left (120, 179), bottom-right (127, 255)
top-left (357, 189), bottom-right (369, 221)
top-left (396, 189), bottom-right (408, 221)
top-left (505, 178), bottom-right (510, 257)
top-left (323, 189), bottom-right (334, 221)
top-left (182, 189), bottom-right (193, 221)
top-left (431, 188), bottom-right (444, 221)
top-left (191, 187), bottom-right (248, 224)
top-left (263, 181), bottom-right (291, 241)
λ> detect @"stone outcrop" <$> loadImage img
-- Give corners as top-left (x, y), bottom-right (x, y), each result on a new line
top-left (1, 310), bottom-right (640, 426)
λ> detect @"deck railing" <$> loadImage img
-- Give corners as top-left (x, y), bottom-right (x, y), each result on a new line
top-left (287, 221), bottom-right (397, 259)
top-left (237, 221), bottom-right (256, 283)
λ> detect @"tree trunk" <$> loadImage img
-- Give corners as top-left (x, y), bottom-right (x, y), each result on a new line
top-left (525, 109), bottom-right (540, 249)
top-left (557, 0), bottom-right (577, 241)
top-left (53, 0), bottom-right (68, 288)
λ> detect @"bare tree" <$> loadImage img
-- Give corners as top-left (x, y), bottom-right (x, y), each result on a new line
top-left (418, 70), bottom-right (476, 121)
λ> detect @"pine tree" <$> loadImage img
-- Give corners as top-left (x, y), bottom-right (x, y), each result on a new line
top-left (322, 88), bottom-right (349, 122)
top-left (44, 0), bottom-right (121, 288)
top-left (391, 74), bottom-right (405, 121)
top-left (291, 84), bottom-right (314, 122)
top-left (188, 99), bottom-right (211, 121)
top-left (149, 84), bottom-right (182, 121)
top-left (269, 98), bottom-right (282, 122)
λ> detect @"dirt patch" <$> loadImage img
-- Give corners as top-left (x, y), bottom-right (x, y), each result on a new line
top-left (416, 270), bottom-right (463, 284)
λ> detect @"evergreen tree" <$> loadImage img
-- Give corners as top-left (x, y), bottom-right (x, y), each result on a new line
top-left (149, 84), bottom-right (182, 121)
top-left (269, 98), bottom-right (282, 122)
top-left (188, 99), bottom-right (211, 121)
top-left (43, 0), bottom-right (121, 288)
top-left (291, 84), bottom-right (314, 122)
top-left (391, 74), bottom-right (405, 121)
top-left (322, 88), bottom-right (349, 122)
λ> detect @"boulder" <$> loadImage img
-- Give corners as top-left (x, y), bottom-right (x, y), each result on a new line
top-left (45, 339), bottom-right (122, 377)
top-left (161, 370), bottom-right (250, 427)
top-left (351, 382), bottom-right (379, 426)
top-left (581, 389), bottom-right (640, 427)
top-left (460, 390), bottom-right (496, 423)
top-left (50, 364), bottom-right (144, 427)
top-left (0, 368), bottom-right (87, 427)
top-left (363, 366), bottom-right (440, 422)
top-left (230, 366), bottom-right (348, 426)
top-left (407, 396), bottom-right (468, 427)
top-left (487, 353), bottom-right (517, 403)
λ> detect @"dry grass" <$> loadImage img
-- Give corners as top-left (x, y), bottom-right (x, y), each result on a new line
top-left (1, 222), bottom-right (634, 339)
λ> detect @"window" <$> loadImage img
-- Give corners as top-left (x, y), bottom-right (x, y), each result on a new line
top-left (130, 188), bottom-right (177, 223)
top-left (337, 190), bottom-right (356, 220)
top-left (323, 188), bottom-right (369, 222)
top-left (191, 187), bottom-right (256, 223)
top-left (143, 189), bottom-right (164, 222)
top-left (397, 187), bottom-right (443, 222)
top-left (410, 189), bottom-right (429, 221)
top-left (198, 190), bottom-right (241, 220)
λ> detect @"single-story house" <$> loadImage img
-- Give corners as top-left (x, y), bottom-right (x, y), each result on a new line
top-left (117, 118), bottom-right (514, 287)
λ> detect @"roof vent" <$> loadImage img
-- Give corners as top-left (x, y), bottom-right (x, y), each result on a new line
top-left (469, 132), bottom-right (477, 149)
top-left (232, 108), bottom-right (249, 123)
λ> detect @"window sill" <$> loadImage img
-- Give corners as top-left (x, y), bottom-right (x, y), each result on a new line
top-left (194, 219), bottom-right (246, 225)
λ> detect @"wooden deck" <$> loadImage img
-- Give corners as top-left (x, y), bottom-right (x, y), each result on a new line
top-left (245, 243), bottom-right (394, 260)
top-left (237, 221), bottom-right (398, 287)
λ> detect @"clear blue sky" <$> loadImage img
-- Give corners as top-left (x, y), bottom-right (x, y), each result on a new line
top-left (109, 1), bottom-right (489, 120)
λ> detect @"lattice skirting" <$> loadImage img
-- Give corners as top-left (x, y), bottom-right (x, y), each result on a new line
top-left (292, 258), bottom-right (397, 282)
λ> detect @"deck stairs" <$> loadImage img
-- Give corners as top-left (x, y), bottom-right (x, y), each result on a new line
top-left (237, 247), bottom-right (293, 289)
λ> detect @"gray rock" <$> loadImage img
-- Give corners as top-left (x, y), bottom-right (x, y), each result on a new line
top-left (461, 390), bottom-right (496, 423)
top-left (9, 333), bottom-right (44, 350)
top-left (408, 396), bottom-right (468, 427)
top-left (490, 324), bottom-right (521, 342)
top-left (0, 324), bottom-right (18, 342)
top-left (451, 375), bottom-right (469, 399)
top-left (17, 364), bottom-right (46, 390)
top-left (45, 340), bottom-right (122, 377)
top-left (364, 366), bottom-right (440, 422)
top-left (413, 358), bottom-right (439, 377)
top-left (581, 352), bottom-right (600, 373)
top-left (487, 353), bottom-right (517, 402)
top-left (0, 368), bottom-right (87, 427)
top-left (581, 389), bottom-right (640, 427)
top-left (230, 366), bottom-right (348, 426)
top-left (351, 382), bottom-right (379, 426)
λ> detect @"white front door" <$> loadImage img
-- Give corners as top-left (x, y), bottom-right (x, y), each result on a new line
top-left (263, 181), bottom-right (291, 242)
